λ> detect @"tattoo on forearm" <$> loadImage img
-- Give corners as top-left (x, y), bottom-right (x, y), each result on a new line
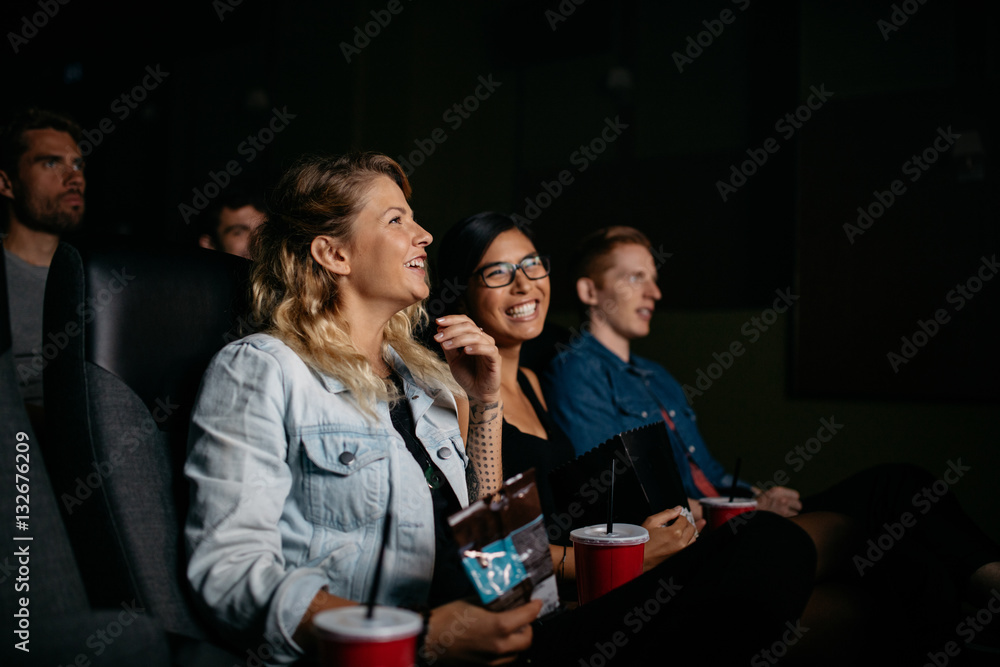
top-left (466, 465), bottom-right (481, 502)
top-left (465, 400), bottom-right (503, 501)
top-left (469, 399), bottom-right (500, 424)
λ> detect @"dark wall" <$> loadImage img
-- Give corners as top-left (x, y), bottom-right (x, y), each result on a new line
top-left (5, 0), bottom-right (803, 306)
top-left (3, 0), bottom-right (997, 528)
top-left (794, 2), bottom-right (998, 402)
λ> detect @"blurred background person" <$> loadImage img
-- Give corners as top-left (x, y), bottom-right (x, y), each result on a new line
top-left (544, 224), bottom-right (1000, 658)
top-left (196, 190), bottom-right (265, 259)
top-left (0, 107), bottom-right (85, 421)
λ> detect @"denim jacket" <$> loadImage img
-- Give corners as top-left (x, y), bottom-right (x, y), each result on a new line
top-left (185, 334), bottom-right (468, 664)
top-left (541, 330), bottom-right (741, 499)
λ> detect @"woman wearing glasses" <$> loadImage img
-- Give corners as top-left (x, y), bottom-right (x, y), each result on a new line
top-left (434, 216), bottom-right (576, 528)
top-left (433, 212), bottom-right (818, 664)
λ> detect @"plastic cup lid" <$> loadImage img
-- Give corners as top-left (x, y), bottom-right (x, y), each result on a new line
top-left (313, 606), bottom-right (423, 642)
top-left (570, 523), bottom-right (650, 546)
top-left (700, 497), bottom-right (757, 508)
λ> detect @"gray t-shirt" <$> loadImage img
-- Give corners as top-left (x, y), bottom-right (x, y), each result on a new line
top-left (4, 247), bottom-right (48, 406)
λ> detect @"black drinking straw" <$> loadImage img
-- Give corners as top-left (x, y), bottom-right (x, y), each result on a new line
top-left (606, 460), bottom-right (615, 535)
top-left (728, 458), bottom-right (742, 503)
top-left (366, 510), bottom-right (392, 619)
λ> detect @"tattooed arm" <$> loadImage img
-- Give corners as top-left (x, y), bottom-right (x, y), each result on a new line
top-left (464, 399), bottom-right (504, 501)
top-left (435, 315), bottom-right (504, 503)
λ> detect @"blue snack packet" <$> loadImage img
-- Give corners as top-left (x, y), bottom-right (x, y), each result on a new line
top-left (449, 470), bottom-right (560, 615)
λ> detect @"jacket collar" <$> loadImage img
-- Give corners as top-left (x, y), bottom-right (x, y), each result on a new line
top-left (314, 345), bottom-right (411, 394)
top-left (579, 329), bottom-right (655, 377)
top-left (314, 346), bottom-right (440, 420)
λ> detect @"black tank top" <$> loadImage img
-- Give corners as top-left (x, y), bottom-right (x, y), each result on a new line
top-left (387, 373), bottom-right (473, 606)
top-left (501, 370), bottom-right (576, 541)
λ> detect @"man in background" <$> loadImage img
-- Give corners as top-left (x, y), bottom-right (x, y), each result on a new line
top-left (542, 225), bottom-right (801, 515)
top-left (0, 108), bottom-right (86, 411)
top-left (197, 191), bottom-right (264, 259)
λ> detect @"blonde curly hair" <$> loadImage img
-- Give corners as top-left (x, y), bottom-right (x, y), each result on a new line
top-left (249, 152), bottom-right (460, 417)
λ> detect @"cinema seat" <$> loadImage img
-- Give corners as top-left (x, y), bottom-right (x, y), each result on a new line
top-left (0, 246), bottom-right (171, 666)
top-left (40, 239), bottom-right (252, 665)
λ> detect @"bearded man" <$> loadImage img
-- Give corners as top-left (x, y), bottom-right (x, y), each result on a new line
top-left (0, 108), bottom-right (86, 409)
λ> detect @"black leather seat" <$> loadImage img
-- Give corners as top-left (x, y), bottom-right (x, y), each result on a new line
top-left (40, 239), bottom-right (252, 664)
top-left (0, 245), bottom-right (171, 666)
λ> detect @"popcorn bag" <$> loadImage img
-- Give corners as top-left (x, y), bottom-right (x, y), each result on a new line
top-left (448, 469), bottom-right (560, 615)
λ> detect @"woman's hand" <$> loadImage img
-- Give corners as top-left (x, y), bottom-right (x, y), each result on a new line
top-left (687, 498), bottom-right (707, 532)
top-left (425, 599), bottom-right (542, 665)
top-left (754, 486), bottom-right (802, 517)
top-left (641, 506), bottom-right (698, 572)
top-left (434, 315), bottom-right (501, 404)
top-left (436, 315), bottom-right (504, 500)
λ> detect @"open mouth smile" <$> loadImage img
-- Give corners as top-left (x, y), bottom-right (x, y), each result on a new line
top-left (505, 300), bottom-right (539, 320)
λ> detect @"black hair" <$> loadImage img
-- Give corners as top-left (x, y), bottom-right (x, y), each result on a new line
top-left (0, 107), bottom-right (82, 178)
top-left (197, 188), bottom-right (267, 245)
top-left (431, 212), bottom-right (534, 317)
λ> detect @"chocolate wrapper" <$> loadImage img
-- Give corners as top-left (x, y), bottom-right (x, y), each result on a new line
top-left (448, 469), bottom-right (560, 615)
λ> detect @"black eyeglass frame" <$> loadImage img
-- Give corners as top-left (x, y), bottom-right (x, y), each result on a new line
top-left (472, 255), bottom-right (551, 288)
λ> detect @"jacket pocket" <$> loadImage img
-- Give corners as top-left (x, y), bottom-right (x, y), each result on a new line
top-left (300, 431), bottom-right (391, 531)
top-left (616, 396), bottom-right (656, 422)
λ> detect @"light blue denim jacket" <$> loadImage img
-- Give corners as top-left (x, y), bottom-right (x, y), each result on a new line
top-left (185, 333), bottom-right (468, 665)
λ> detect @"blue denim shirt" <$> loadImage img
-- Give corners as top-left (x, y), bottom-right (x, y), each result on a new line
top-left (185, 334), bottom-right (468, 665)
top-left (541, 330), bottom-right (743, 499)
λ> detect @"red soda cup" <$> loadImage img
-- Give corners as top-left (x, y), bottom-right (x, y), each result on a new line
top-left (570, 524), bottom-right (649, 604)
top-left (699, 497), bottom-right (757, 531)
top-left (313, 606), bottom-right (422, 667)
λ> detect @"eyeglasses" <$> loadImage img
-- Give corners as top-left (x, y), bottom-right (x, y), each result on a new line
top-left (473, 255), bottom-right (551, 288)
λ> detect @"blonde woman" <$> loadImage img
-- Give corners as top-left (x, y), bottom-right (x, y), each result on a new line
top-left (184, 154), bottom-right (539, 665)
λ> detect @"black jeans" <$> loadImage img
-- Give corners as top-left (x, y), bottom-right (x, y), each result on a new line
top-left (525, 511), bottom-right (816, 666)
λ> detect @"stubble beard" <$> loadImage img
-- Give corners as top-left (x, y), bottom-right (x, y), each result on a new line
top-left (11, 183), bottom-right (85, 235)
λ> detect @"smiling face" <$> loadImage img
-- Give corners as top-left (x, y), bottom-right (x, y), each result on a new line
top-left (341, 175), bottom-right (432, 311)
top-left (3, 128), bottom-right (86, 235)
top-left (583, 242), bottom-right (662, 349)
top-left (464, 228), bottom-right (550, 348)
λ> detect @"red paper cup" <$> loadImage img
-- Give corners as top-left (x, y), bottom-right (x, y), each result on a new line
top-left (313, 606), bottom-right (422, 667)
top-left (699, 497), bottom-right (757, 531)
top-left (570, 524), bottom-right (649, 604)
